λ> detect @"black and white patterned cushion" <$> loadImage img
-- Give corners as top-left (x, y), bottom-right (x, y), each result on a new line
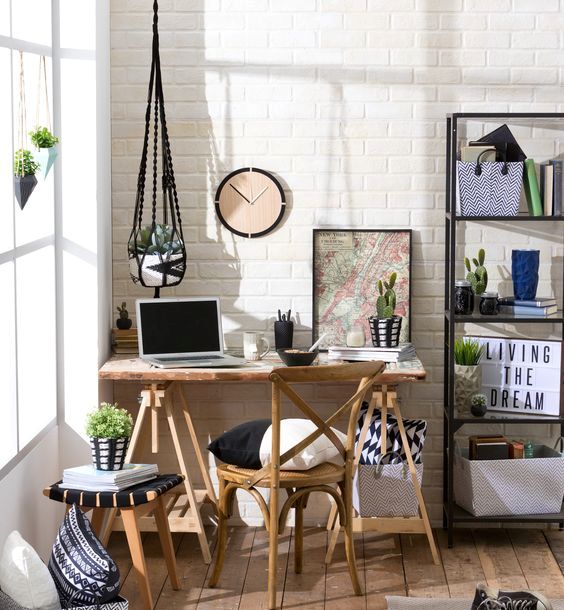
top-left (355, 402), bottom-right (427, 465)
top-left (48, 504), bottom-right (120, 607)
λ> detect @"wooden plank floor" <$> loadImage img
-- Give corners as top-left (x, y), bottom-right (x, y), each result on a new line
top-left (108, 527), bottom-right (564, 610)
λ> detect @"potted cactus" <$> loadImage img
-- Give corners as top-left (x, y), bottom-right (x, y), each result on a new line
top-left (368, 272), bottom-right (402, 347)
top-left (116, 301), bottom-right (132, 330)
top-left (13, 149), bottom-right (40, 210)
top-left (86, 402), bottom-right (134, 471)
top-left (454, 337), bottom-right (484, 417)
top-left (464, 248), bottom-right (488, 306)
top-left (30, 126), bottom-right (59, 179)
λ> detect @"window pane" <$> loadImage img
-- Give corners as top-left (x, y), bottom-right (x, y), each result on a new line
top-left (13, 53), bottom-right (54, 246)
top-left (16, 247), bottom-right (56, 447)
top-left (0, 48), bottom-right (14, 254)
top-left (63, 251), bottom-right (98, 435)
top-left (60, 0), bottom-right (95, 51)
top-left (0, 262), bottom-right (18, 467)
top-left (12, 0), bottom-right (51, 47)
top-left (61, 57), bottom-right (96, 251)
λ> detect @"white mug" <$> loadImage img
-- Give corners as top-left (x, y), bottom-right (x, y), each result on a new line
top-left (243, 331), bottom-right (270, 361)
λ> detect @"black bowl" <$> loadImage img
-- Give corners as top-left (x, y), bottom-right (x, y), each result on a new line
top-left (277, 348), bottom-right (318, 367)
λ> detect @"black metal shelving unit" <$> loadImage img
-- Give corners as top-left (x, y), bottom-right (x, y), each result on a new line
top-left (443, 112), bottom-right (564, 546)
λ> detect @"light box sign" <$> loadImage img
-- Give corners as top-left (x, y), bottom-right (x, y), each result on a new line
top-left (473, 337), bottom-right (562, 417)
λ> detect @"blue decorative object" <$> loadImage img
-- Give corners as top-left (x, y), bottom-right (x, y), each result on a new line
top-left (511, 249), bottom-right (539, 300)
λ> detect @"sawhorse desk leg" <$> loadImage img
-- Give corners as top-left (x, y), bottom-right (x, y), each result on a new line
top-left (325, 384), bottom-right (440, 566)
top-left (101, 382), bottom-right (217, 564)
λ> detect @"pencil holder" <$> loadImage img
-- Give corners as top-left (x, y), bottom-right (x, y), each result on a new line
top-left (274, 320), bottom-right (294, 350)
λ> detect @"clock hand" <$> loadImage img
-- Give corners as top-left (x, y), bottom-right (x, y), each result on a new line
top-left (230, 183), bottom-right (250, 203)
top-left (249, 186), bottom-right (269, 205)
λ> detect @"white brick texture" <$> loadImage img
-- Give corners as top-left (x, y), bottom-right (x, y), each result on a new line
top-left (111, 2), bottom-right (564, 526)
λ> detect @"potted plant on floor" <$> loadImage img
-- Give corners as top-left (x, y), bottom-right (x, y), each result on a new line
top-left (368, 272), bottom-right (403, 347)
top-left (454, 337), bottom-right (484, 417)
top-left (30, 126), bottom-right (59, 179)
top-left (128, 223), bottom-right (185, 287)
top-left (86, 402), bottom-right (134, 471)
top-left (13, 149), bottom-right (40, 210)
top-left (116, 302), bottom-right (133, 330)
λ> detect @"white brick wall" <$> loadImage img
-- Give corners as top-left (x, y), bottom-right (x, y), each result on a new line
top-left (111, 1), bottom-right (564, 525)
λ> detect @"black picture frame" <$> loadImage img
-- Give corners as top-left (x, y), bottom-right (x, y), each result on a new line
top-left (312, 229), bottom-right (412, 348)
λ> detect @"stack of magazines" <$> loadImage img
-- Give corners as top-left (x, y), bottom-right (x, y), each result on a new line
top-left (328, 343), bottom-right (416, 363)
top-left (59, 463), bottom-right (159, 492)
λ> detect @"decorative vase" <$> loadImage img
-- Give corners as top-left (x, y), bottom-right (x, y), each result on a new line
top-left (511, 249), bottom-right (539, 300)
top-left (368, 316), bottom-right (402, 347)
top-left (454, 364), bottom-right (482, 416)
top-left (36, 146), bottom-right (58, 179)
top-left (90, 437), bottom-right (129, 471)
top-left (14, 174), bottom-right (38, 210)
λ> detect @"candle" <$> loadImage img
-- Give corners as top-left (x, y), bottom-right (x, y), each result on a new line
top-left (346, 325), bottom-right (365, 347)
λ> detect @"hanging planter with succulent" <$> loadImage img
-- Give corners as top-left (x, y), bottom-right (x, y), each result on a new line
top-left (128, 0), bottom-right (186, 297)
top-left (14, 148), bottom-right (39, 210)
top-left (30, 126), bottom-right (59, 179)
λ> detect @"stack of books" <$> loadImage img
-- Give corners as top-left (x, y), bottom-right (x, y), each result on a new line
top-left (328, 343), bottom-right (416, 363)
top-left (498, 297), bottom-right (558, 317)
top-left (112, 328), bottom-right (138, 354)
top-left (524, 158), bottom-right (564, 217)
top-left (59, 463), bottom-right (159, 492)
top-left (469, 435), bottom-right (530, 460)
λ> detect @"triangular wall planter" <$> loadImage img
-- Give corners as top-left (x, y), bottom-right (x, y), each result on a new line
top-left (36, 146), bottom-right (57, 179)
top-left (14, 174), bottom-right (38, 210)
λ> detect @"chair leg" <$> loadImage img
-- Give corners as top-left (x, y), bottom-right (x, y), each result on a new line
top-left (209, 478), bottom-right (232, 588)
top-left (294, 495), bottom-right (306, 574)
top-left (121, 507), bottom-right (153, 610)
top-left (268, 499), bottom-right (279, 610)
top-left (340, 481), bottom-right (362, 596)
top-left (153, 496), bottom-right (181, 590)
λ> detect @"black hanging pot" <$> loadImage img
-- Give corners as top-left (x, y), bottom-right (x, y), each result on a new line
top-left (128, 0), bottom-right (186, 297)
top-left (14, 174), bottom-right (38, 210)
top-left (368, 316), bottom-right (403, 348)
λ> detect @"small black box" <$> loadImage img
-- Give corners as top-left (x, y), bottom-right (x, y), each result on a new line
top-left (475, 442), bottom-right (509, 460)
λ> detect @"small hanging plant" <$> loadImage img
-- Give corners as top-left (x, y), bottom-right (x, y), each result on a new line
top-left (30, 126), bottom-right (59, 179)
top-left (14, 148), bottom-right (40, 210)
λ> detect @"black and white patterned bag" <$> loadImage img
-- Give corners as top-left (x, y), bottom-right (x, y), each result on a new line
top-left (457, 151), bottom-right (523, 217)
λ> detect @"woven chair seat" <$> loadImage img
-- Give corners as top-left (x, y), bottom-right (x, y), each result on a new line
top-left (43, 474), bottom-right (184, 508)
top-left (217, 462), bottom-right (344, 488)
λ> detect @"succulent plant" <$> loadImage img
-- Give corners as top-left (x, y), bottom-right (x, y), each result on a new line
top-left (14, 149), bottom-right (40, 176)
top-left (29, 126), bottom-right (59, 149)
top-left (464, 248), bottom-right (488, 295)
top-left (116, 302), bottom-right (129, 320)
top-left (129, 223), bottom-right (183, 256)
top-left (376, 272), bottom-right (397, 319)
top-left (471, 393), bottom-right (487, 408)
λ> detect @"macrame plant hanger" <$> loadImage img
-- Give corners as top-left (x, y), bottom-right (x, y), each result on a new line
top-left (128, 0), bottom-right (186, 298)
top-left (35, 55), bottom-right (57, 179)
top-left (15, 51), bottom-right (38, 210)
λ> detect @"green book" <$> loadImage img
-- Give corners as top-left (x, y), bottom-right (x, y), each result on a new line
top-left (523, 159), bottom-right (543, 216)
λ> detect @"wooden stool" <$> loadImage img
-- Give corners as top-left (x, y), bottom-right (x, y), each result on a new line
top-left (44, 474), bottom-right (183, 610)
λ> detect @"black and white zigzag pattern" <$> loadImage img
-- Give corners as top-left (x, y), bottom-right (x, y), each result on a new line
top-left (49, 504), bottom-right (120, 607)
top-left (457, 160), bottom-right (523, 216)
top-left (355, 402), bottom-right (427, 465)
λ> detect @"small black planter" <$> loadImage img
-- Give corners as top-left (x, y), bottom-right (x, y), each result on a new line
top-left (14, 174), bottom-right (38, 210)
top-left (368, 316), bottom-right (403, 348)
top-left (90, 437), bottom-right (129, 471)
top-left (116, 318), bottom-right (133, 330)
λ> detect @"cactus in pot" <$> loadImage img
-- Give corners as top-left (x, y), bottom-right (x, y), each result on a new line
top-left (369, 272), bottom-right (402, 347)
top-left (376, 272), bottom-right (397, 318)
top-left (464, 248), bottom-right (488, 296)
top-left (116, 301), bottom-right (132, 330)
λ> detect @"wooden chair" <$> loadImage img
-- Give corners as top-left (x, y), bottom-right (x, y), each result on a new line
top-left (208, 361), bottom-right (385, 609)
top-left (44, 474), bottom-right (183, 610)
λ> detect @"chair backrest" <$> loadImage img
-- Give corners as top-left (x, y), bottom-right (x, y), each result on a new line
top-left (243, 361), bottom-right (384, 488)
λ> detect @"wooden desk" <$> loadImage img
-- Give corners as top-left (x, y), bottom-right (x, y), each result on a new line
top-left (99, 355), bottom-right (436, 564)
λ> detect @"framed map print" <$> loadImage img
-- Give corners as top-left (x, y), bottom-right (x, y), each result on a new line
top-left (313, 229), bottom-right (412, 347)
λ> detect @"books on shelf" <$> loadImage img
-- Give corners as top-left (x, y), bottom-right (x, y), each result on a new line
top-left (111, 327), bottom-right (139, 354)
top-left (328, 343), bottom-right (416, 363)
top-left (498, 297), bottom-right (557, 307)
top-left (526, 158), bottom-right (564, 217)
top-left (59, 463), bottom-right (158, 492)
top-left (498, 296), bottom-right (559, 317)
top-left (523, 159), bottom-right (543, 217)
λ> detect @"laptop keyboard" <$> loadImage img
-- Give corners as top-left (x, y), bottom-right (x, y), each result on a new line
top-left (156, 355), bottom-right (223, 362)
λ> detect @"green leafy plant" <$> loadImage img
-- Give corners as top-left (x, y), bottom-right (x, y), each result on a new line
top-left (14, 149), bottom-right (40, 176)
top-left (376, 272), bottom-right (397, 318)
top-left (117, 302), bottom-right (129, 320)
top-left (454, 337), bottom-right (484, 366)
top-left (86, 402), bottom-right (133, 439)
top-left (464, 248), bottom-right (488, 295)
top-left (29, 126), bottom-right (59, 149)
top-left (129, 224), bottom-right (183, 256)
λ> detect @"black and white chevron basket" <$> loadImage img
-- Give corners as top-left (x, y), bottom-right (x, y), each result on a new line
top-left (457, 152), bottom-right (523, 217)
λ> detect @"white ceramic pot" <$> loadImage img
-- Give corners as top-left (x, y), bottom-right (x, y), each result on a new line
top-left (454, 364), bottom-right (482, 416)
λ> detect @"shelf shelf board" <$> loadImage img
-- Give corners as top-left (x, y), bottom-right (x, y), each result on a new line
top-left (444, 408), bottom-right (564, 424)
top-left (444, 310), bottom-right (563, 324)
top-left (445, 502), bottom-right (564, 523)
top-left (449, 214), bottom-right (564, 222)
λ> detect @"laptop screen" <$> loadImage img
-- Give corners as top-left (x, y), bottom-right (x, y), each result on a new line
top-left (137, 298), bottom-right (222, 356)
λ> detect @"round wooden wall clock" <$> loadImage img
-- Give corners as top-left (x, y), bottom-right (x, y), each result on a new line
top-left (214, 167), bottom-right (286, 238)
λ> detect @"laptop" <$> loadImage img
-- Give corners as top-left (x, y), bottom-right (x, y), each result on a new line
top-left (136, 297), bottom-right (245, 368)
